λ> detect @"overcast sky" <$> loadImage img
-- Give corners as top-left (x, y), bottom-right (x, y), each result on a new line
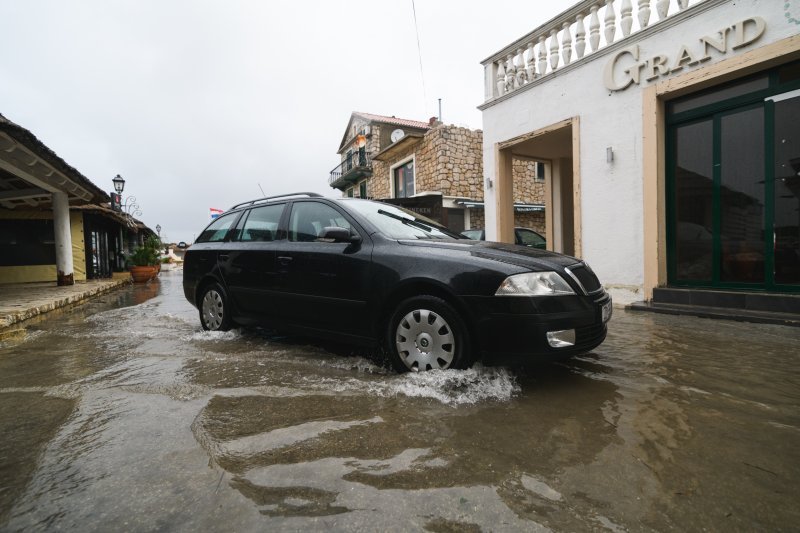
top-left (1, 1), bottom-right (574, 242)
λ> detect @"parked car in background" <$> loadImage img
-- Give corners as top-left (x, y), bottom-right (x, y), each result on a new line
top-left (183, 193), bottom-right (610, 372)
top-left (461, 227), bottom-right (547, 249)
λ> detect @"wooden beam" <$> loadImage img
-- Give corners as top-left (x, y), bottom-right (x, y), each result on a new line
top-left (0, 187), bottom-right (48, 201)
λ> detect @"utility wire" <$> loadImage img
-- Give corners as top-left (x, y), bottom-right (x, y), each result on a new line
top-left (411, 0), bottom-right (428, 117)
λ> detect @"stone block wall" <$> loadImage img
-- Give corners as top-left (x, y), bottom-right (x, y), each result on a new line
top-left (339, 123), bottom-right (547, 236)
top-left (514, 212), bottom-right (546, 233)
top-left (368, 125), bottom-right (545, 204)
top-left (512, 159), bottom-right (545, 204)
top-left (469, 209), bottom-right (485, 229)
top-left (422, 126), bottom-right (484, 199)
top-left (370, 125), bottom-right (484, 201)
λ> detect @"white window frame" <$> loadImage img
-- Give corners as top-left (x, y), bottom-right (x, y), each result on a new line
top-left (389, 154), bottom-right (416, 199)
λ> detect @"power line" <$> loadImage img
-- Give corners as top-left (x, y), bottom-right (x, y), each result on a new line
top-left (411, 0), bottom-right (428, 116)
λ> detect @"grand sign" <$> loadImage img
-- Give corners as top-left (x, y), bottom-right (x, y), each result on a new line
top-left (603, 17), bottom-right (766, 91)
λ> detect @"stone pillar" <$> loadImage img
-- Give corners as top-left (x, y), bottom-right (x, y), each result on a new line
top-left (52, 191), bottom-right (74, 286)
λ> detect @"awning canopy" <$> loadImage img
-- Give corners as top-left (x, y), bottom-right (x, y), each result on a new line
top-left (455, 200), bottom-right (545, 212)
top-left (0, 113), bottom-right (108, 210)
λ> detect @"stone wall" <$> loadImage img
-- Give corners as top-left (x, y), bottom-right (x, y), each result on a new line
top-left (368, 125), bottom-right (545, 204)
top-left (514, 211), bottom-right (545, 233)
top-left (370, 125), bottom-right (484, 201)
top-left (512, 159), bottom-right (544, 204)
top-left (469, 209), bottom-right (485, 229)
top-left (339, 122), bottom-right (546, 234)
top-left (422, 126), bottom-right (484, 199)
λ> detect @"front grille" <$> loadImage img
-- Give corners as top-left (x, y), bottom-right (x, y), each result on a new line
top-left (567, 264), bottom-right (602, 294)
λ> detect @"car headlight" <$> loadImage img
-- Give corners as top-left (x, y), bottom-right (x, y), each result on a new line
top-left (495, 272), bottom-right (575, 296)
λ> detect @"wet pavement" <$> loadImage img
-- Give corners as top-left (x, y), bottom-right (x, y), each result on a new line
top-left (1, 271), bottom-right (799, 532)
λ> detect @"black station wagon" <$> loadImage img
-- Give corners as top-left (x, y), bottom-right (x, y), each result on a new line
top-left (183, 193), bottom-right (611, 372)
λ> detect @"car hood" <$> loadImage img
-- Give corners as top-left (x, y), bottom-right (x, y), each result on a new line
top-left (397, 239), bottom-right (581, 271)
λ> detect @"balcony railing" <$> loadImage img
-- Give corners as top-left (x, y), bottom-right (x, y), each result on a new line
top-left (482, 0), bottom-right (707, 104)
top-left (329, 152), bottom-right (372, 188)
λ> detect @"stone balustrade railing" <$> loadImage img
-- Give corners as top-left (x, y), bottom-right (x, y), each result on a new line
top-left (483, 0), bottom-right (705, 102)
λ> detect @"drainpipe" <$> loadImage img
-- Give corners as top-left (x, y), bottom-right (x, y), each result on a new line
top-left (52, 191), bottom-right (74, 286)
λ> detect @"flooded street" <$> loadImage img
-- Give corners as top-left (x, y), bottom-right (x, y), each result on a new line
top-left (1, 271), bottom-right (799, 532)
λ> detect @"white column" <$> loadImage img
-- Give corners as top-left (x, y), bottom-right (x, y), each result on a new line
top-left (52, 191), bottom-right (74, 286)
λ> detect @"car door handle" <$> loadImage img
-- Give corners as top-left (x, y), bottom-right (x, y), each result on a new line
top-left (278, 256), bottom-right (293, 265)
top-left (219, 254), bottom-right (229, 261)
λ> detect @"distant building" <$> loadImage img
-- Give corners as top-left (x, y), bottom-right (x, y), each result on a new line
top-left (329, 111), bottom-right (547, 234)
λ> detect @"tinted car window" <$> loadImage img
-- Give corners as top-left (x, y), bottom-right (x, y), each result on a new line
top-left (517, 229), bottom-right (545, 247)
top-left (196, 212), bottom-right (237, 243)
top-left (461, 229), bottom-right (482, 240)
top-left (289, 202), bottom-right (352, 242)
top-left (344, 200), bottom-right (461, 240)
top-left (239, 204), bottom-right (285, 242)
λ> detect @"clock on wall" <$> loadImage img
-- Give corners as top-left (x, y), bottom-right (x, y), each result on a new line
top-left (390, 128), bottom-right (405, 143)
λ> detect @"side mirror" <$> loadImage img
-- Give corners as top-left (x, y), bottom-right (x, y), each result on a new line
top-left (321, 226), bottom-right (361, 244)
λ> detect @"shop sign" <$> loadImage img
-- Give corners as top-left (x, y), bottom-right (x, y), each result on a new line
top-left (382, 195), bottom-right (443, 223)
top-left (604, 17), bottom-right (766, 91)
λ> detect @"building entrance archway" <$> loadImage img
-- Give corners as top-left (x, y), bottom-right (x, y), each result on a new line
top-left (495, 118), bottom-right (581, 256)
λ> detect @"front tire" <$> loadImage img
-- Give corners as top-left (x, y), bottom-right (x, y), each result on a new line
top-left (199, 283), bottom-right (232, 331)
top-left (387, 295), bottom-right (472, 372)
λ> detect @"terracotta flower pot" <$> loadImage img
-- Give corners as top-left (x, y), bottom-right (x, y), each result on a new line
top-left (130, 265), bottom-right (157, 283)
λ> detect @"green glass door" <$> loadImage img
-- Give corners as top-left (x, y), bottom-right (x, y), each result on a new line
top-left (668, 87), bottom-right (800, 292)
top-left (718, 104), bottom-right (765, 285)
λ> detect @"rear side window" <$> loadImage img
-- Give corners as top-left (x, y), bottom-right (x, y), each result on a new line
top-left (289, 202), bottom-right (352, 242)
top-left (196, 212), bottom-right (237, 243)
top-left (239, 204), bottom-right (285, 242)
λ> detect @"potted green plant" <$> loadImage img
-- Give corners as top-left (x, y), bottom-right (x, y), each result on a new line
top-left (129, 234), bottom-right (162, 282)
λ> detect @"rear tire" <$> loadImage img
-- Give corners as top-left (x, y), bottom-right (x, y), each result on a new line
top-left (386, 295), bottom-right (472, 372)
top-left (199, 283), bottom-right (232, 331)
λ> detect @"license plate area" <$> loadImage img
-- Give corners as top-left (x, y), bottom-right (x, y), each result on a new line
top-left (601, 300), bottom-right (613, 323)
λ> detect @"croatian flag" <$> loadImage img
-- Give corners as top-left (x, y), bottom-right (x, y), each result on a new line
top-left (210, 207), bottom-right (223, 220)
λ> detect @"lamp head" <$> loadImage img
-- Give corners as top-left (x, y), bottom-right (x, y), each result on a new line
top-left (112, 174), bottom-right (125, 194)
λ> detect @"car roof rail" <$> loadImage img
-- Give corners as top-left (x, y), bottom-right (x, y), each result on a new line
top-left (229, 192), bottom-right (324, 210)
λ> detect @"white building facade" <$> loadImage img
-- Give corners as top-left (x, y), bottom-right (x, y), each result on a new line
top-left (480, 0), bottom-right (800, 310)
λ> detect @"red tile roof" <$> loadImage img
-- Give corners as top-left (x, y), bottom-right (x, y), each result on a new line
top-left (353, 112), bottom-right (431, 130)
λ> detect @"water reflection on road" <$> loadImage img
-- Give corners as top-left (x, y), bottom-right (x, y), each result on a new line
top-left (1, 271), bottom-right (798, 531)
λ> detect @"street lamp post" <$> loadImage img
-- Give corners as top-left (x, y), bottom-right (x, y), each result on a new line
top-left (112, 174), bottom-right (125, 194)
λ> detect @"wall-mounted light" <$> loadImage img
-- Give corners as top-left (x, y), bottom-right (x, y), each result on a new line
top-left (606, 147), bottom-right (614, 163)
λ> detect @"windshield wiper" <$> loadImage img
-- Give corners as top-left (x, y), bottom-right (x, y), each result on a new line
top-left (377, 209), bottom-right (434, 233)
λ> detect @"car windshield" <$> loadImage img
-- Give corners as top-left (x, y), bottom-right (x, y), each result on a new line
top-left (343, 199), bottom-right (463, 240)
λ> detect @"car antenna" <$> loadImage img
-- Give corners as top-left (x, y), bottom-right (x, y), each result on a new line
top-left (258, 183), bottom-right (266, 196)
